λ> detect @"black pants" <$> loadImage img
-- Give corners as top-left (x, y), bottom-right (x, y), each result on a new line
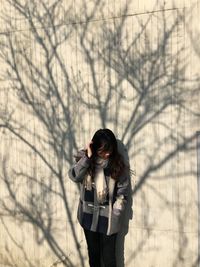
top-left (84, 229), bottom-right (117, 267)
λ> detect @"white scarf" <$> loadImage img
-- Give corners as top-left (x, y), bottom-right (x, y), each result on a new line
top-left (94, 157), bottom-right (109, 203)
top-left (84, 157), bottom-right (109, 204)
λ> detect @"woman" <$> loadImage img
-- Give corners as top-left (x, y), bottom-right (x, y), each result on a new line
top-left (68, 129), bottom-right (130, 267)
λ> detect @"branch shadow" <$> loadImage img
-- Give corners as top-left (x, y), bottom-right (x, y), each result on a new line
top-left (0, 0), bottom-right (199, 267)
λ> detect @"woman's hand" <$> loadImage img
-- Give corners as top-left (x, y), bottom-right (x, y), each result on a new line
top-left (86, 141), bottom-right (93, 158)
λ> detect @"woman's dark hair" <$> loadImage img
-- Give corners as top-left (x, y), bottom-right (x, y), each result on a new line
top-left (88, 128), bottom-right (126, 181)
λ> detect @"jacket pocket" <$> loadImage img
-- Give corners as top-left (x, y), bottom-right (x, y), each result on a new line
top-left (109, 210), bottom-right (123, 234)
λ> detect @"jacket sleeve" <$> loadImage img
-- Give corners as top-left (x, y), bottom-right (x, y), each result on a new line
top-left (113, 170), bottom-right (130, 215)
top-left (68, 150), bottom-right (91, 183)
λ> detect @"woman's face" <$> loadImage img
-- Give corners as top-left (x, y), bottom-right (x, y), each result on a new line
top-left (97, 150), bottom-right (111, 159)
top-left (96, 144), bottom-right (112, 159)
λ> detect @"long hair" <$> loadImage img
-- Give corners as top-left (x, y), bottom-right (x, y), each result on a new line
top-left (88, 129), bottom-right (126, 181)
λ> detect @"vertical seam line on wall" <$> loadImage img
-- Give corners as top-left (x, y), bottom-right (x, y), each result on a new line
top-left (197, 131), bottom-right (200, 267)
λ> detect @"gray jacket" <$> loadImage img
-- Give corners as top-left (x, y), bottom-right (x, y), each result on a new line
top-left (68, 150), bottom-right (130, 235)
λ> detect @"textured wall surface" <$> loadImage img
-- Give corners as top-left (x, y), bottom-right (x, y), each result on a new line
top-left (0, 0), bottom-right (200, 267)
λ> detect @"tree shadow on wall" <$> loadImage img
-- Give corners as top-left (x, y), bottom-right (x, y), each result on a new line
top-left (0, 0), bottom-right (200, 267)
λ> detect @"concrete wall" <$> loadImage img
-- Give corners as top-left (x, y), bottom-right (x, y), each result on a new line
top-left (0, 0), bottom-right (200, 266)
